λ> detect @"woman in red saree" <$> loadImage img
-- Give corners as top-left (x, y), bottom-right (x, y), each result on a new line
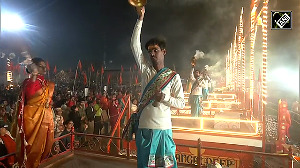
top-left (14, 58), bottom-right (55, 168)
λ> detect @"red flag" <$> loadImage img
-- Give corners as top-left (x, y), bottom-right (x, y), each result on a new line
top-left (119, 72), bottom-right (123, 85)
top-left (78, 60), bottom-right (82, 71)
top-left (121, 65), bottom-right (124, 72)
top-left (101, 66), bottom-right (104, 75)
top-left (83, 72), bottom-right (87, 85)
top-left (134, 64), bottom-right (137, 70)
top-left (91, 64), bottom-right (95, 72)
top-left (46, 61), bottom-right (50, 71)
top-left (107, 74), bottom-right (111, 85)
top-left (135, 75), bottom-right (138, 84)
top-left (53, 66), bottom-right (57, 74)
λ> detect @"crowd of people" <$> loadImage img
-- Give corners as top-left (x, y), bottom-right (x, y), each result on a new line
top-left (0, 73), bottom-right (141, 168)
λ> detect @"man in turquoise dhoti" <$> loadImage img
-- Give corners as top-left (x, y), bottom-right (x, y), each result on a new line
top-left (130, 6), bottom-right (185, 168)
top-left (189, 67), bottom-right (205, 117)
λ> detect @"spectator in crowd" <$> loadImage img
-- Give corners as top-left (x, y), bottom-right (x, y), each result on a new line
top-left (94, 100), bottom-right (103, 135)
top-left (69, 105), bottom-right (81, 131)
top-left (2, 101), bottom-right (11, 116)
top-left (101, 105), bottom-right (110, 135)
top-left (53, 94), bottom-right (64, 108)
top-left (78, 100), bottom-right (87, 131)
top-left (59, 120), bottom-right (74, 152)
top-left (7, 103), bottom-right (16, 124)
top-left (67, 96), bottom-right (76, 108)
top-left (54, 108), bottom-right (64, 138)
top-left (86, 101), bottom-right (96, 134)
top-left (100, 91), bottom-right (109, 111)
top-left (0, 122), bottom-right (16, 167)
top-left (0, 106), bottom-right (10, 129)
top-left (109, 98), bottom-right (120, 133)
top-left (61, 103), bottom-right (70, 122)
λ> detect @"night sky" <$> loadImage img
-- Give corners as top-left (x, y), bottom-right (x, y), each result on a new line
top-left (0, 0), bottom-right (299, 102)
top-left (1, 0), bottom-right (251, 71)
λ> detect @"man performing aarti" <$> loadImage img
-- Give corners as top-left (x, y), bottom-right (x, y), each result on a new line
top-left (129, 6), bottom-right (185, 168)
top-left (13, 57), bottom-right (55, 168)
top-left (189, 68), bottom-right (205, 117)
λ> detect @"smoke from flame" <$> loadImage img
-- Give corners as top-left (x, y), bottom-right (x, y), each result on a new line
top-left (20, 51), bottom-right (32, 65)
top-left (193, 50), bottom-right (205, 60)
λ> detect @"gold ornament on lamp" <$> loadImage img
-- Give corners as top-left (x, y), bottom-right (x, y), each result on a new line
top-left (128, 0), bottom-right (147, 7)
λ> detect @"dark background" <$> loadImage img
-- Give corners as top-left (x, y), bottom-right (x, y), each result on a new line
top-left (0, 0), bottom-right (299, 104)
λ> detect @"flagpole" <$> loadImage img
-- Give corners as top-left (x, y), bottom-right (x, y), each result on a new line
top-left (100, 67), bottom-right (104, 92)
top-left (95, 70), bottom-right (99, 92)
top-left (73, 60), bottom-right (79, 94)
top-left (88, 68), bottom-right (92, 87)
top-left (100, 73), bottom-right (103, 92)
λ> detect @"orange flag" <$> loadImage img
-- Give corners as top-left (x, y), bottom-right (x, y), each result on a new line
top-left (91, 64), bottom-right (95, 72)
top-left (107, 74), bottom-right (111, 85)
top-left (46, 61), bottom-right (50, 71)
top-left (101, 66), bottom-right (104, 75)
top-left (119, 72), bottom-right (123, 85)
top-left (53, 66), bottom-right (57, 74)
top-left (82, 72), bottom-right (87, 85)
top-left (78, 60), bottom-right (82, 71)
top-left (135, 75), bottom-right (138, 84)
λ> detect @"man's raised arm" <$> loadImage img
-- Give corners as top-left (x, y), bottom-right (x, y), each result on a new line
top-left (130, 7), bottom-right (145, 70)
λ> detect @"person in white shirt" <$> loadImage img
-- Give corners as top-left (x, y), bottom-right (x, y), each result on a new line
top-left (202, 73), bottom-right (211, 101)
top-left (189, 66), bottom-right (205, 117)
top-left (131, 6), bottom-right (185, 168)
